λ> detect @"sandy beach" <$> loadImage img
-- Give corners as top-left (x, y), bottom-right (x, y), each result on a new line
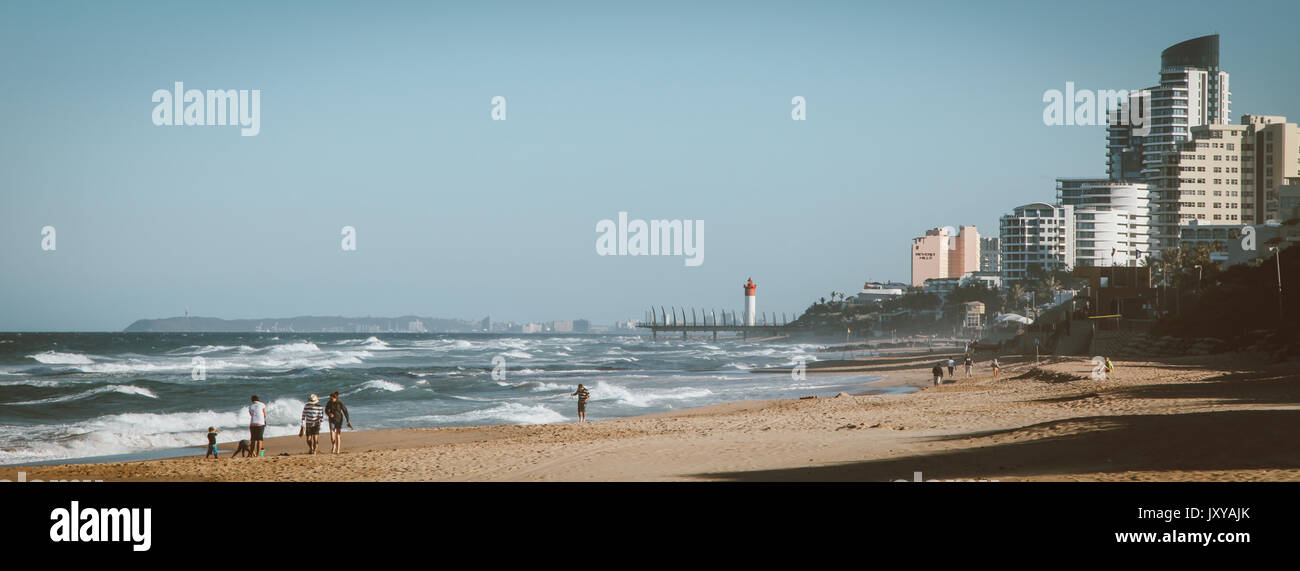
top-left (10, 352), bottom-right (1300, 482)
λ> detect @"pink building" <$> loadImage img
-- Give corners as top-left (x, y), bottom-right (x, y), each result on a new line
top-left (910, 226), bottom-right (980, 286)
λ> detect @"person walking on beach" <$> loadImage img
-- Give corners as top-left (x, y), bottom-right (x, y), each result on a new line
top-left (964, 355), bottom-right (973, 377)
top-left (991, 358), bottom-right (1000, 376)
top-left (248, 395), bottom-right (268, 457)
top-left (571, 384), bottom-right (591, 422)
top-left (299, 394), bottom-right (325, 454)
top-left (205, 427), bottom-right (220, 459)
top-left (947, 358), bottom-right (955, 377)
top-left (325, 391), bottom-right (353, 454)
top-left (931, 362), bottom-right (945, 385)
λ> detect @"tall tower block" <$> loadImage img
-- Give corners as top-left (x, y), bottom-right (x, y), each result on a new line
top-left (743, 278), bottom-right (757, 326)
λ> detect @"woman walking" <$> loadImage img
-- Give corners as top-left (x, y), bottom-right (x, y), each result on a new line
top-left (325, 391), bottom-right (353, 454)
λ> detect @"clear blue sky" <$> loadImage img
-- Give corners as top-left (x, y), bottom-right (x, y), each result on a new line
top-left (2, 0), bottom-right (1298, 331)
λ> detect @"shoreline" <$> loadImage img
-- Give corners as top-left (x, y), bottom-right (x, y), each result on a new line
top-left (4, 368), bottom-right (909, 470)
top-left (7, 352), bottom-right (1299, 481)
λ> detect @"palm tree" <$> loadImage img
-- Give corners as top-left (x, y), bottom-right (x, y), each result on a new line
top-left (1040, 274), bottom-right (1060, 304)
top-left (1005, 284), bottom-right (1028, 315)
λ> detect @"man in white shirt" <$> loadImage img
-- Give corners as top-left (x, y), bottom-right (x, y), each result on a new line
top-left (248, 395), bottom-right (268, 457)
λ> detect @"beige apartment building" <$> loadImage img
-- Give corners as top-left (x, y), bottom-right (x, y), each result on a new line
top-left (1172, 115), bottom-right (1300, 226)
top-left (910, 225), bottom-right (980, 286)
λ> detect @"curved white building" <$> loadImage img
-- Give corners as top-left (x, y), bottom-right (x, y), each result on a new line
top-left (1057, 178), bottom-right (1151, 267)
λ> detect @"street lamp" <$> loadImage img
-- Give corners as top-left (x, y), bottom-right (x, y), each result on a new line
top-left (1269, 246), bottom-right (1283, 319)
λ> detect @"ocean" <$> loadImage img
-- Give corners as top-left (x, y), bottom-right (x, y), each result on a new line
top-left (0, 333), bottom-right (899, 465)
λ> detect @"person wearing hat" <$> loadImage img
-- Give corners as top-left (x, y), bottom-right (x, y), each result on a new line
top-left (299, 394), bottom-right (326, 454)
top-left (325, 391), bottom-right (353, 454)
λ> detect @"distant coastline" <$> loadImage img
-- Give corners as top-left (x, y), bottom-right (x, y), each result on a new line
top-left (122, 315), bottom-right (483, 333)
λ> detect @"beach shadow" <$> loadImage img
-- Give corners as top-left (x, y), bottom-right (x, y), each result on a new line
top-left (696, 409), bottom-right (1300, 481)
top-left (1108, 370), bottom-right (1300, 406)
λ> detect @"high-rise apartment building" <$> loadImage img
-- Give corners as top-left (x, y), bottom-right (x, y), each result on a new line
top-left (1106, 35), bottom-right (1231, 249)
top-left (1056, 178), bottom-right (1151, 267)
top-left (999, 203), bottom-right (1075, 284)
top-left (910, 226), bottom-right (980, 286)
top-left (1160, 115), bottom-right (1300, 228)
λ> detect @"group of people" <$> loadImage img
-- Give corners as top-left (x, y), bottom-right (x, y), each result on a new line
top-left (206, 384), bottom-right (595, 459)
top-left (930, 354), bottom-right (998, 385)
top-left (204, 392), bottom-right (354, 459)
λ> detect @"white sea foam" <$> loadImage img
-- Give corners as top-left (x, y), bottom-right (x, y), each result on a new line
top-left (360, 336), bottom-right (390, 349)
top-left (351, 379), bottom-right (404, 393)
top-left (590, 380), bottom-right (712, 407)
top-left (0, 398), bottom-right (304, 464)
top-left (28, 351), bottom-right (94, 365)
top-left (514, 380), bottom-right (570, 392)
top-left (405, 403), bottom-right (564, 425)
top-left (261, 341), bottom-right (321, 356)
top-left (4, 384), bottom-right (159, 405)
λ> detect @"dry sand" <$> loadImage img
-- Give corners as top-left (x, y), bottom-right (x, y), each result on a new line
top-left (10, 353), bottom-right (1300, 482)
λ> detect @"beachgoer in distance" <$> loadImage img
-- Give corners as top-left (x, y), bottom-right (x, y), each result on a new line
top-left (1105, 357), bottom-right (1114, 375)
top-left (931, 362), bottom-right (944, 386)
top-left (248, 395), bottom-right (268, 457)
top-left (947, 357), bottom-right (955, 377)
top-left (299, 394), bottom-right (325, 454)
top-left (325, 391), bottom-right (353, 454)
top-left (205, 427), bottom-right (220, 459)
top-left (992, 358), bottom-right (1000, 376)
top-left (964, 355), bottom-right (973, 377)
top-left (231, 439), bottom-right (252, 458)
top-left (571, 384), bottom-right (590, 422)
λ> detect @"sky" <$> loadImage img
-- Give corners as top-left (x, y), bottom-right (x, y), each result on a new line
top-left (2, 0), bottom-right (1299, 331)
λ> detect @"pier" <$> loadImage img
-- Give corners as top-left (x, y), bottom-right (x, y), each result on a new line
top-left (635, 307), bottom-right (796, 339)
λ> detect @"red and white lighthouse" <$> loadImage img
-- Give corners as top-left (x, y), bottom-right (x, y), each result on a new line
top-left (743, 278), bottom-right (757, 326)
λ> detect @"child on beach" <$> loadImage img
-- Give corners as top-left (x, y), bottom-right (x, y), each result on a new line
top-left (205, 427), bottom-right (220, 459)
top-left (992, 358), bottom-right (1000, 376)
top-left (571, 384), bottom-right (591, 422)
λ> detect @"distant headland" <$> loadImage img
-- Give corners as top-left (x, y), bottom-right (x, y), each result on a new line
top-left (123, 315), bottom-right (482, 333)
